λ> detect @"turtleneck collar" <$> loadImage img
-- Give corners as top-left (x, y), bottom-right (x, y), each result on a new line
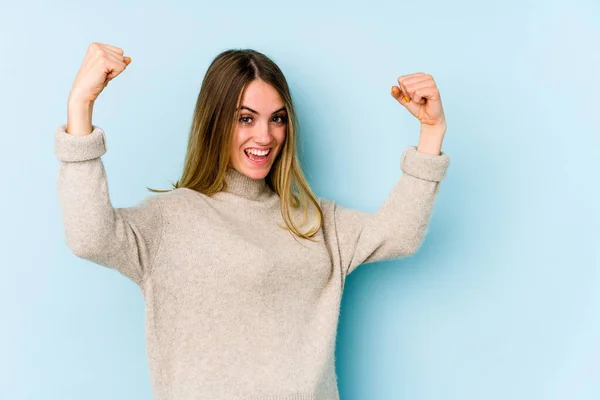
top-left (222, 167), bottom-right (274, 201)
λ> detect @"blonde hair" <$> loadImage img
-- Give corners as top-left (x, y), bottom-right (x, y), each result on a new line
top-left (147, 48), bottom-right (324, 242)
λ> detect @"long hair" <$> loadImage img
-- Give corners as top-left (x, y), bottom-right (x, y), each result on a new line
top-left (147, 48), bottom-right (324, 242)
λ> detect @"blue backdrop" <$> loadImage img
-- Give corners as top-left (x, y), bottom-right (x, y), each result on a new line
top-left (1, 0), bottom-right (598, 399)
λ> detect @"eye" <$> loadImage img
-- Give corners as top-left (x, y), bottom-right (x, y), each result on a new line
top-left (239, 116), bottom-right (253, 124)
top-left (239, 115), bottom-right (288, 125)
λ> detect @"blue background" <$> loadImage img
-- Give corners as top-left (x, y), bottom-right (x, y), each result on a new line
top-left (1, 0), bottom-right (598, 399)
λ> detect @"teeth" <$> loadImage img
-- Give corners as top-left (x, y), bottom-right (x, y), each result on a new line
top-left (245, 148), bottom-right (270, 156)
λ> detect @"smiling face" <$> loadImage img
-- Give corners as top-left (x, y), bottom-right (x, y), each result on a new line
top-left (229, 79), bottom-right (287, 180)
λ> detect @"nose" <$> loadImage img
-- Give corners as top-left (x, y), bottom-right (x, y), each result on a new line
top-left (254, 121), bottom-right (273, 145)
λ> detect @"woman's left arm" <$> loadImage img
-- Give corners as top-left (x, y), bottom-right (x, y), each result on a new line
top-left (324, 143), bottom-right (450, 280)
top-left (321, 73), bottom-right (451, 280)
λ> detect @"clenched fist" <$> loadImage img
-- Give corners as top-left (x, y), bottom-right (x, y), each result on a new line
top-left (68, 42), bottom-right (132, 105)
top-left (391, 72), bottom-right (446, 128)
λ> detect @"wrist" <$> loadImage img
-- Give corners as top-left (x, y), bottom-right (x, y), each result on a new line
top-left (68, 88), bottom-right (95, 109)
top-left (67, 95), bottom-right (94, 137)
top-left (417, 126), bottom-right (445, 156)
top-left (68, 97), bottom-right (94, 110)
top-left (420, 122), bottom-right (446, 137)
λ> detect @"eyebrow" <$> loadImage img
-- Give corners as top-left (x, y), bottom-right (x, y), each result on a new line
top-left (239, 105), bottom-right (287, 115)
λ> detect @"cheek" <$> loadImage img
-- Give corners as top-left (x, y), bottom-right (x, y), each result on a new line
top-left (231, 128), bottom-right (246, 153)
top-left (276, 127), bottom-right (287, 144)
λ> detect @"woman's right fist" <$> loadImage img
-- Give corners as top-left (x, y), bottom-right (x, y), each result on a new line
top-left (68, 42), bottom-right (131, 105)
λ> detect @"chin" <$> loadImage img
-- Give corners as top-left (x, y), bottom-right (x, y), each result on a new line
top-left (242, 167), bottom-right (271, 180)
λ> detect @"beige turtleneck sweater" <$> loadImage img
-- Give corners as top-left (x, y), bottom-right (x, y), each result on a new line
top-left (54, 122), bottom-right (450, 400)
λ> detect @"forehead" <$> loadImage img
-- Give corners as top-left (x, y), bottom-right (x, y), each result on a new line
top-left (239, 79), bottom-right (284, 111)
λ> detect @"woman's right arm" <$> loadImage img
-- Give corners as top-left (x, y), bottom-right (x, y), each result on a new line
top-left (55, 43), bottom-right (163, 285)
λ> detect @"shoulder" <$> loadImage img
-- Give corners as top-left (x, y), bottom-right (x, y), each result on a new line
top-left (317, 195), bottom-right (334, 208)
top-left (144, 187), bottom-right (203, 212)
top-left (316, 195), bottom-right (336, 220)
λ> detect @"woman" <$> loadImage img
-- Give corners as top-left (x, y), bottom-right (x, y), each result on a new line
top-left (55, 42), bottom-right (450, 400)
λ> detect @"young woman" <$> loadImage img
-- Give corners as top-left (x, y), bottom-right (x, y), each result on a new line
top-left (55, 42), bottom-right (450, 400)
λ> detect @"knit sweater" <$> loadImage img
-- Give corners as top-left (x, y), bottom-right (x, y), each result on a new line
top-left (54, 123), bottom-right (450, 400)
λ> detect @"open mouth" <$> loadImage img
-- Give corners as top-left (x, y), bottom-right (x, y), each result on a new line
top-left (244, 148), bottom-right (271, 165)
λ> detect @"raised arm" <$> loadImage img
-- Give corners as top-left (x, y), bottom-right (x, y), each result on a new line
top-left (55, 123), bottom-right (163, 285)
top-left (322, 145), bottom-right (450, 280)
top-left (323, 71), bottom-right (452, 280)
top-left (54, 42), bottom-right (162, 285)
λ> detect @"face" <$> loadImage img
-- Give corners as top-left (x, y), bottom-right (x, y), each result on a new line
top-left (229, 79), bottom-right (287, 180)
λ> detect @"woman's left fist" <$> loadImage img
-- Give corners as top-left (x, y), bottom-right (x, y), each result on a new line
top-left (391, 72), bottom-right (446, 127)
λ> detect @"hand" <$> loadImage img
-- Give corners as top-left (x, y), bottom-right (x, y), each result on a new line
top-left (391, 72), bottom-right (446, 129)
top-left (68, 42), bottom-right (132, 105)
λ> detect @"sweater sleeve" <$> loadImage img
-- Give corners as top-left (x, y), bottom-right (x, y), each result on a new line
top-left (54, 123), bottom-right (163, 285)
top-left (323, 145), bottom-right (450, 280)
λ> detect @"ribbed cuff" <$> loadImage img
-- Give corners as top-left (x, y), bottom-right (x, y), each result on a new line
top-left (400, 145), bottom-right (450, 182)
top-left (54, 123), bottom-right (107, 162)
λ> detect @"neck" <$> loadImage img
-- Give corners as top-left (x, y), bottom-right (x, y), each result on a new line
top-left (223, 167), bottom-right (273, 201)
